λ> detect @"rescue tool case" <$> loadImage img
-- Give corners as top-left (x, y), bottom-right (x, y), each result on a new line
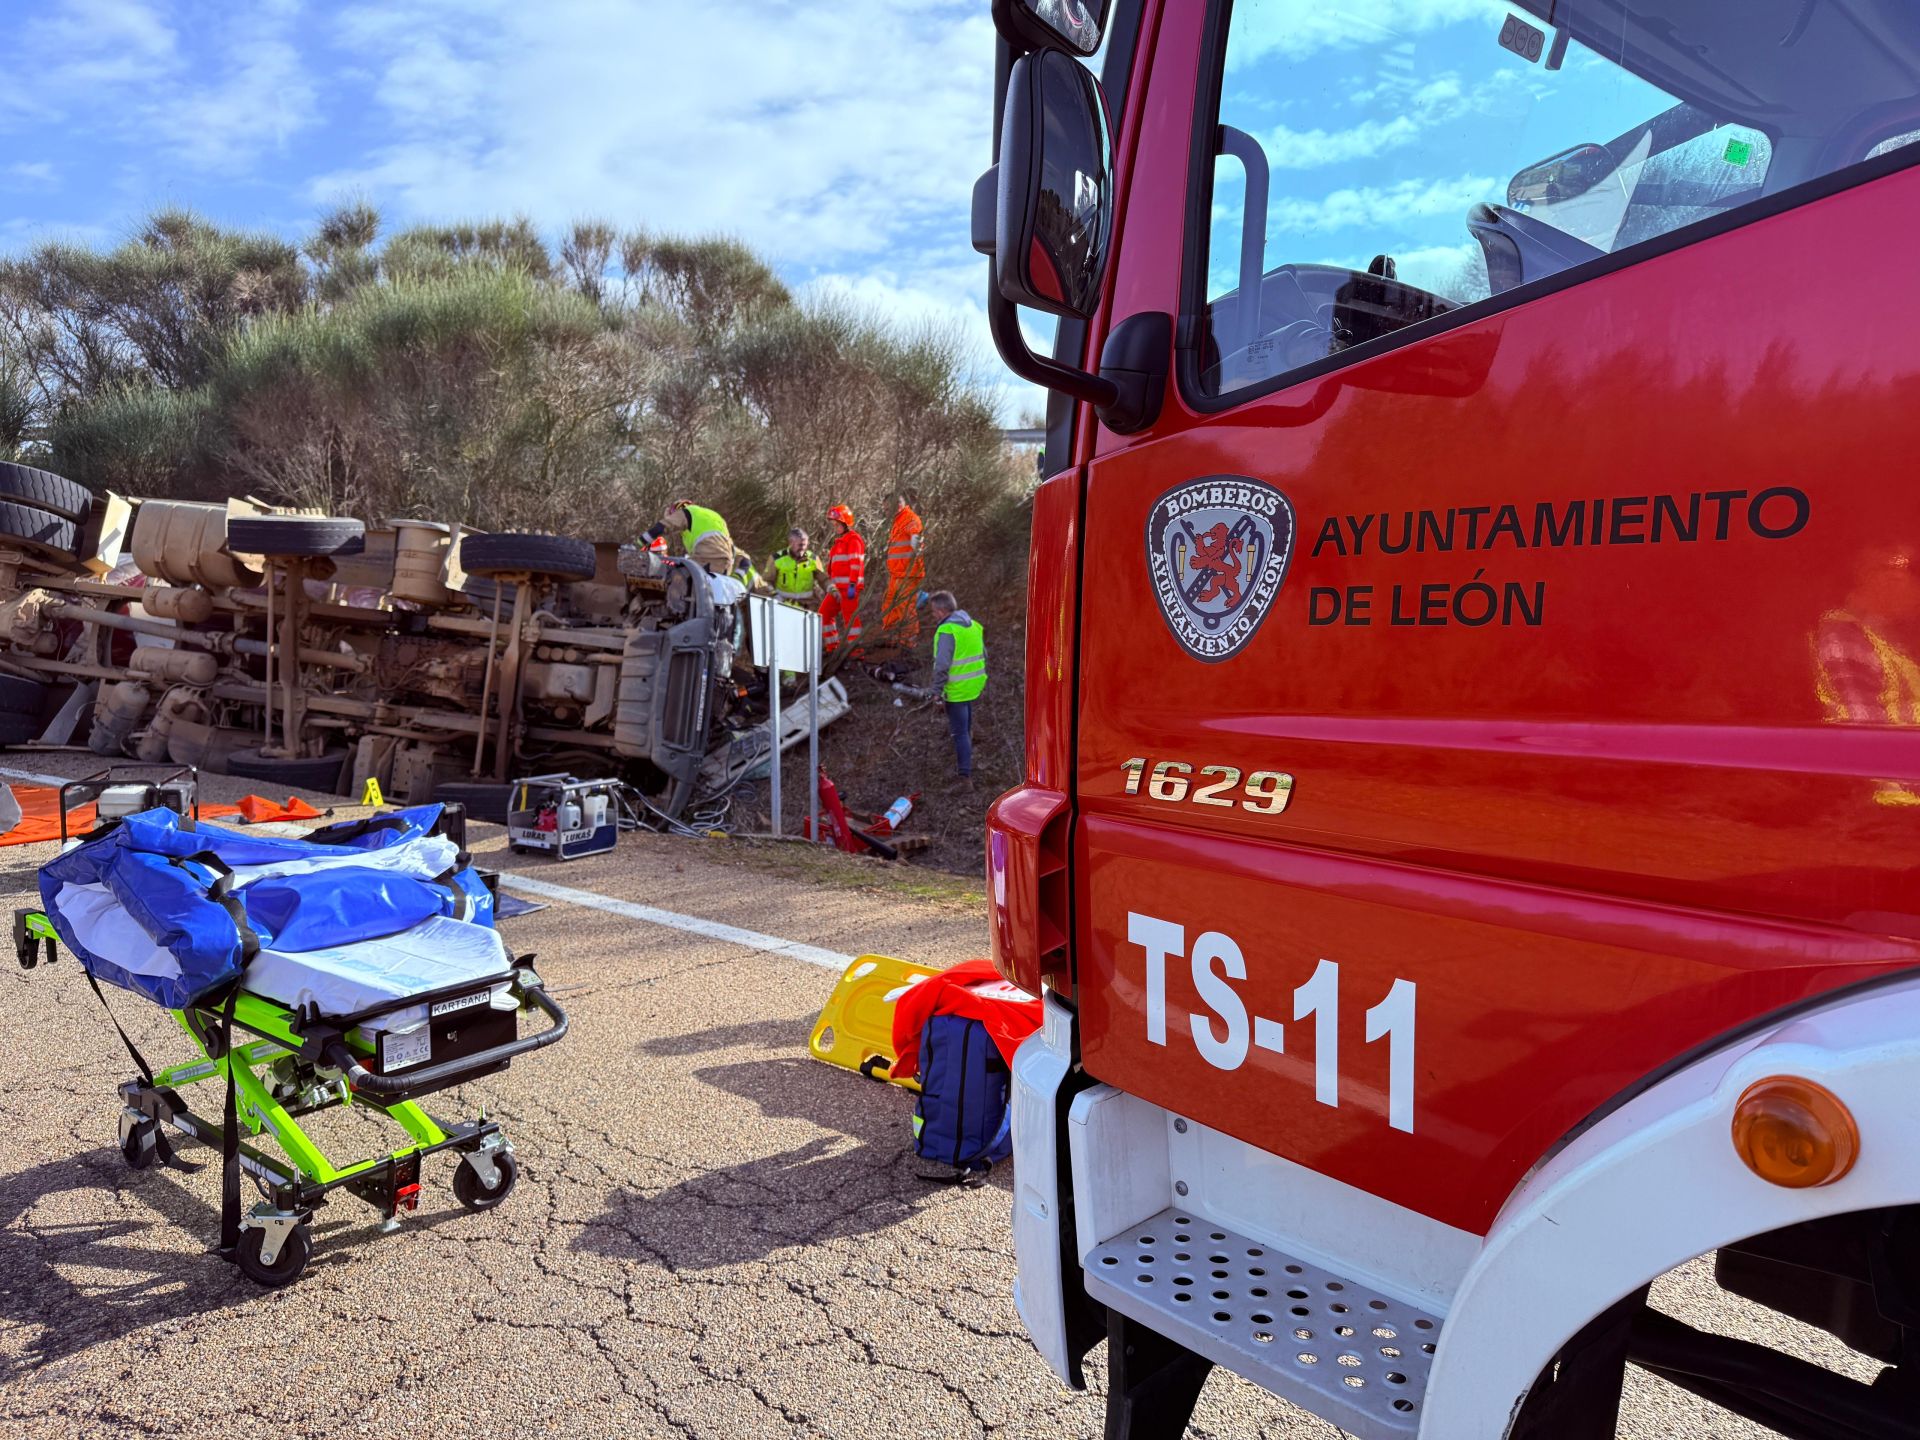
top-left (506, 773), bottom-right (623, 860)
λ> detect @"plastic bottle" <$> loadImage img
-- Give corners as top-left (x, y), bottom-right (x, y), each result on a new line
top-left (562, 800), bottom-right (583, 832)
top-left (585, 793), bottom-right (609, 829)
top-left (880, 795), bottom-right (913, 833)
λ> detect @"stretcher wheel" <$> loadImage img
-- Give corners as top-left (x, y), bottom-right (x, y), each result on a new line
top-left (120, 1118), bottom-right (159, 1169)
top-left (453, 1151), bottom-right (518, 1211)
top-left (236, 1223), bottom-right (311, 1287)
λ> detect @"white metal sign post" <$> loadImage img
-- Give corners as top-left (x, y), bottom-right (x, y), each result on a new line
top-left (748, 596), bottom-right (823, 840)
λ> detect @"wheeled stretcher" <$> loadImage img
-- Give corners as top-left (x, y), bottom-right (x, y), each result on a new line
top-left (22, 804), bottom-right (569, 1286)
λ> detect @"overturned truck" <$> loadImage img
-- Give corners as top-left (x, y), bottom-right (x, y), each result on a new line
top-left (0, 462), bottom-right (843, 820)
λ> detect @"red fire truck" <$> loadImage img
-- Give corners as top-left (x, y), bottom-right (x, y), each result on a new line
top-left (977, 1), bottom-right (1920, 1434)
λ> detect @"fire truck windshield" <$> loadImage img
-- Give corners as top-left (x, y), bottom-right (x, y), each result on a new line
top-left (1195, 0), bottom-right (1920, 397)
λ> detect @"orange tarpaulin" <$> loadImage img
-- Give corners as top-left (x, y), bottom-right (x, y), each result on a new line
top-left (0, 784), bottom-right (268, 847)
top-left (235, 794), bottom-right (323, 825)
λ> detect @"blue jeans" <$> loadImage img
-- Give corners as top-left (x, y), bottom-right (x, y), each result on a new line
top-left (945, 700), bottom-right (974, 777)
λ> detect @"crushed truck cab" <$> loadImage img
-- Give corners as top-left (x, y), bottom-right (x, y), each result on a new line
top-left (979, 0), bottom-right (1920, 1434)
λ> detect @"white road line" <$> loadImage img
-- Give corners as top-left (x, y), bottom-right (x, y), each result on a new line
top-left (0, 760), bottom-right (854, 972)
top-left (497, 871), bottom-right (854, 972)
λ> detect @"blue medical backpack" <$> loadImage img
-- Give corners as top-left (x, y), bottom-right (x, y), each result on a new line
top-left (911, 1014), bottom-right (1013, 1183)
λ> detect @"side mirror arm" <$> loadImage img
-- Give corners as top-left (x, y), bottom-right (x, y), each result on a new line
top-left (984, 270), bottom-right (1119, 411)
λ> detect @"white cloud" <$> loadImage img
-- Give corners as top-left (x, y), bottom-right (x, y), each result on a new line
top-left (5, 162), bottom-right (58, 187)
top-left (312, 1), bottom-right (997, 268)
top-left (1226, 0), bottom-right (1488, 66)
top-left (1272, 173), bottom-right (1500, 232)
top-left (0, 0), bottom-right (316, 174)
top-left (1264, 116), bottom-right (1423, 168)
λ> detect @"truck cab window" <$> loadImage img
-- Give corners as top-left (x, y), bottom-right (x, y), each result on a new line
top-left (1195, 0), bottom-right (1919, 399)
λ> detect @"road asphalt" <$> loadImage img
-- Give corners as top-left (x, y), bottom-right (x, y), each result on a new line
top-left (0, 758), bottom-right (1873, 1438)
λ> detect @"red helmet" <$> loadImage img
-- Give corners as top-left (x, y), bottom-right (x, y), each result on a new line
top-left (828, 504), bottom-right (855, 528)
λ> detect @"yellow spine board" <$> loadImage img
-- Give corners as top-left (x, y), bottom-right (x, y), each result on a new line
top-left (808, 953), bottom-right (941, 1092)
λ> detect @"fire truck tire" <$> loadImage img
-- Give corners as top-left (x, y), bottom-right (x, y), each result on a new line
top-left (225, 746), bottom-right (351, 793)
top-left (0, 711), bottom-right (39, 746)
top-left (0, 674), bottom-right (48, 715)
top-left (432, 781), bottom-right (514, 824)
top-left (0, 501), bottom-right (78, 561)
top-left (0, 463), bottom-right (93, 525)
top-left (460, 532), bottom-right (596, 581)
top-left (226, 516), bottom-right (366, 559)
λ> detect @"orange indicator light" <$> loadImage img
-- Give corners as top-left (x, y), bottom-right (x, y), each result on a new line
top-left (1731, 1076), bottom-right (1859, 1189)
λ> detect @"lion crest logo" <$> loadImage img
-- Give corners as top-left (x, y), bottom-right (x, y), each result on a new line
top-left (1144, 476), bottom-right (1295, 662)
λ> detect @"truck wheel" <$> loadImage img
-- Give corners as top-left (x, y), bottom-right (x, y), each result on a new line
top-left (226, 516), bottom-right (366, 559)
top-left (433, 781), bottom-right (514, 824)
top-left (0, 463), bottom-right (93, 524)
top-left (460, 532), bottom-right (596, 581)
top-left (0, 501), bottom-right (78, 562)
top-left (0, 712), bottom-right (40, 746)
top-left (225, 747), bottom-right (350, 794)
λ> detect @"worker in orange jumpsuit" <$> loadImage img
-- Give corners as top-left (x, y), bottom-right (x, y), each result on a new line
top-left (821, 504), bottom-right (867, 655)
top-left (880, 491), bottom-right (926, 646)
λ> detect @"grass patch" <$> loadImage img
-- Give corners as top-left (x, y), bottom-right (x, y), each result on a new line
top-left (709, 835), bottom-right (985, 910)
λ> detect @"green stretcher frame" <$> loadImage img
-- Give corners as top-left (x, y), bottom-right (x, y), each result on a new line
top-left (18, 902), bottom-right (568, 1275)
top-left (152, 992), bottom-right (453, 1190)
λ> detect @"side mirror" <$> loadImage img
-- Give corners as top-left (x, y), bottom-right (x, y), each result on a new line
top-left (991, 48), bottom-right (1114, 320)
top-left (1508, 143), bottom-right (1613, 208)
top-left (991, 0), bottom-right (1111, 58)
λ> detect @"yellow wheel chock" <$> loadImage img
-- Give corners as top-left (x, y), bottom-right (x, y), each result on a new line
top-left (808, 953), bottom-right (940, 1092)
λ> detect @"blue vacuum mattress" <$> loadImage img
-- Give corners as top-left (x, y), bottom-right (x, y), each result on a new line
top-left (41, 806), bottom-right (510, 1020)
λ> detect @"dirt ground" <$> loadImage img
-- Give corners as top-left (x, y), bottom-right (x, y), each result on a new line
top-left (0, 756), bottom-right (1875, 1439)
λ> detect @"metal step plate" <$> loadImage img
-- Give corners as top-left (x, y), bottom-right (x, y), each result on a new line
top-left (1083, 1208), bottom-right (1441, 1438)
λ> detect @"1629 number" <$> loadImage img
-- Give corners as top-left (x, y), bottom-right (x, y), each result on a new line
top-left (1122, 758), bottom-right (1294, 814)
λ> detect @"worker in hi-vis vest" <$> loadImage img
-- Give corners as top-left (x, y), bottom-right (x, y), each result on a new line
top-left (643, 499), bottom-right (729, 559)
top-left (928, 590), bottom-right (986, 787)
top-left (770, 528), bottom-right (825, 604)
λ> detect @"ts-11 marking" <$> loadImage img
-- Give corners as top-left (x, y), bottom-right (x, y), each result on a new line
top-left (1127, 911), bottom-right (1416, 1133)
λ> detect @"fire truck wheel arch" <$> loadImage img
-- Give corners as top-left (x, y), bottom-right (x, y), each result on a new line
top-left (1420, 972), bottom-right (1920, 1435)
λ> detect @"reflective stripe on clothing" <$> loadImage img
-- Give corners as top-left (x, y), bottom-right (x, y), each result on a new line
top-left (887, 506), bottom-right (923, 562)
top-left (772, 551), bottom-right (823, 599)
top-left (827, 529), bottom-right (866, 601)
top-left (935, 616), bottom-right (986, 703)
top-left (681, 504), bottom-right (729, 549)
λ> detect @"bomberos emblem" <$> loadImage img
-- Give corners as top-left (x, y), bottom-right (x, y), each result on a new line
top-left (1145, 475), bottom-right (1295, 662)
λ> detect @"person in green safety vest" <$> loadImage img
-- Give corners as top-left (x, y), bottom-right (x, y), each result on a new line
top-left (643, 499), bottom-right (730, 559)
top-left (928, 590), bottom-right (986, 788)
top-left (770, 528), bottom-right (825, 605)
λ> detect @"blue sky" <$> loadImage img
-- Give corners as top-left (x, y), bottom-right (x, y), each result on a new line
top-left (0, 0), bottom-right (1787, 420)
top-left (0, 0), bottom-right (1014, 395)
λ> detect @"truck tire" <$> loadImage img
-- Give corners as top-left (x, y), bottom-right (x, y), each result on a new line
top-left (613, 635), bottom-right (659, 757)
top-left (225, 747), bottom-right (350, 794)
top-left (432, 781), bottom-right (514, 825)
top-left (0, 674), bottom-right (48, 716)
top-left (0, 712), bottom-right (39, 746)
top-left (460, 532), bottom-right (596, 581)
top-left (0, 501), bottom-right (78, 561)
top-left (0, 463), bottom-right (93, 525)
top-left (226, 516), bottom-right (366, 559)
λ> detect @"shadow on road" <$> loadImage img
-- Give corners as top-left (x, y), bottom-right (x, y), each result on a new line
top-left (0, 1149), bottom-right (239, 1380)
top-left (574, 1055), bottom-right (1011, 1272)
top-left (636, 1016), bottom-right (805, 1060)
